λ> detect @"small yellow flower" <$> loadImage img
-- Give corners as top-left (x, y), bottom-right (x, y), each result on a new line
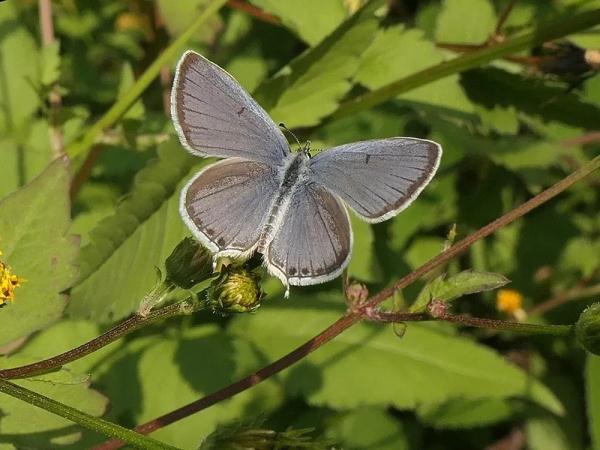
top-left (0, 250), bottom-right (23, 306)
top-left (115, 12), bottom-right (153, 39)
top-left (496, 288), bottom-right (526, 321)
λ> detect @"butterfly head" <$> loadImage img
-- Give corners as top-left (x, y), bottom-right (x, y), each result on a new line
top-left (302, 140), bottom-right (312, 159)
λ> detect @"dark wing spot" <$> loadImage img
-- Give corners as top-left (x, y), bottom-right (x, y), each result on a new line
top-left (365, 154), bottom-right (371, 164)
top-left (289, 267), bottom-right (297, 275)
top-left (217, 237), bottom-right (226, 246)
top-left (206, 228), bottom-right (214, 236)
top-left (237, 106), bottom-right (246, 116)
top-left (301, 268), bottom-right (309, 275)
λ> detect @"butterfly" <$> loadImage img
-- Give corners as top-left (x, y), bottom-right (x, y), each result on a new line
top-left (171, 50), bottom-right (442, 295)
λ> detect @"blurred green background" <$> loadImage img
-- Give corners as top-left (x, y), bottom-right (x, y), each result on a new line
top-left (0, 0), bottom-right (599, 449)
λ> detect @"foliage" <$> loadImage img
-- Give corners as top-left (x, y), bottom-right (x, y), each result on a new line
top-left (0, 0), bottom-right (599, 449)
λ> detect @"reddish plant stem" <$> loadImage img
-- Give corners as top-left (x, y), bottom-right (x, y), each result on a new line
top-left (94, 156), bottom-right (600, 450)
top-left (0, 301), bottom-right (194, 380)
top-left (226, 0), bottom-right (280, 25)
top-left (494, 0), bottom-right (519, 36)
top-left (93, 314), bottom-right (359, 449)
top-left (38, 0), bottom-right (64, 157)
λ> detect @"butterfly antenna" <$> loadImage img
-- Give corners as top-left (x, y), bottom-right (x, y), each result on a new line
top-left (279, 123), bottom-right (302, 149)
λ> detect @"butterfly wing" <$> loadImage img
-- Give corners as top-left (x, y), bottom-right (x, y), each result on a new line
top-left (172, 51), bottom-right (290, 166)
top-left (265, 181), bottom-right (352, 289)
top-left (181, 158), bottom-right (281, 259)
top-left (309, 138), bottom-right (441, 223)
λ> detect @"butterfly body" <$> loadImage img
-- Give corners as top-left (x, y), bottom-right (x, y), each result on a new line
top-left (257, 151), bottom-right (311, 255)
top-left (172, 50), bottom-right (442, 294)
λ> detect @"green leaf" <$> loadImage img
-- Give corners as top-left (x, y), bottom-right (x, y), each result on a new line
top-left (327, 407), bottom-right (409, 450)
top-left (0, 357), bottom-right (107, 447)
top-left (587, 355), bottom-right (600, 450)
top-left (254, 0), bottom-right (383, 128)
top-left (417, 398), bottom-right (513, 429)
top-left (229, 294), bottom-right (563, 413)
top-left (0, 120), bottom-right (55, 196)
top-left (93, 325), bottom-right (281, 448)
top-left (526, 417), bottom-right (571, 450)
top-left (0, 2), bottom-right (41, 133)
top-left (411, 270), bottom-right (510, 312)
top-left (249, 0), bottom-right (348, 45)
top-left (117, 62), bottom-right (145, 120)
top-left (40, 41), bottom-right (61, 87)
top-left (348, 213), bottom-right (382, 283)
top-left (68, 139), bottom-right (200, 322)
top-left (157, 0), bottom-right (223, 42)
top-left (404, 236), bottom-right (445, 270)
top-left (0, 157), bottom-right (78, 346)
top-left (461, 68), bottom-right (600, 131)
top-left (355, 25), bottom-right (475, 115)
top-left (435, 0), bottom-right (496, 44)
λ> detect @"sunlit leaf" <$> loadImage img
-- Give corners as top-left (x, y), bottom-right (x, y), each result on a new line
top-left (229, 294), bottom-right (563, 414)
top-left (0, 157), bottom-right (77, 346)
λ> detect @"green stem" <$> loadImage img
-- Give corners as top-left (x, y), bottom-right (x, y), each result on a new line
top-left (65, 0), bottom-right (229, 160)
top-left (0, 379), bottom-right (180, 450)
top-left (332, 8), bottom-right (600, 120)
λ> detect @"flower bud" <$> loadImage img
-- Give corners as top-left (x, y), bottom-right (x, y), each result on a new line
top-left (575, 302), bottom-right (600, 356)
top-left (207, 267), bottom-right (263, 315)
top-left (165, 237), bottom-right (213, 289)
top-left (345, 281), bottom-right (369, 304)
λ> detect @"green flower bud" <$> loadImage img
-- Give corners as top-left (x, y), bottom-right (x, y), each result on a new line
top-left (207, 267), bottom-right (263, 315)
top-left (575, 302), bottom-right (600, 355)
top-left (165, 237), bottom-right (213, 289)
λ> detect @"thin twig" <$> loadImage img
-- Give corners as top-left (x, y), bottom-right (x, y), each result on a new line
top-left (561, 132), bottom-right (600, 147)
top-left (0, 300), bottom-right (200, 380)
top-left (38, 0), bottom-right (64, 157)
top-left (371, 311), bottom-right (572, 336)
top-left (226, 0), bottom-right (280, 25)
top-left (494, 0), bottom-right (519, 37)
top-left (94, 155), bottom-right (600, 450)
top-left (529, 283), bottom-right (600, 316)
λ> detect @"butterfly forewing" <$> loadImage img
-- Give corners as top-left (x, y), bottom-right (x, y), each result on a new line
top-left (309, 138), bottom-right (441, 223)
top-left (172, 51), bottom-right (289, 166)
top-left (181, 158), bottom-right (281, 257)
top-left (265, 182), bottom-right (352, 287)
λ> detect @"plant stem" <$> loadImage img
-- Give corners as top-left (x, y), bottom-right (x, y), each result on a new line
top-left (331, 8), bottom-right (600, 120)
top-left (370, 311), bottom-right (573, 336)
top-left (65, 0), bottom-right (228, 162)
top-left (94, 155), bottom-right (600, 450)
top-left (0, 298), bottom-right (202, 380)
top-left (529, 282), bottom-right (600, 316)
top-left (38, 0), bottom-right (64, 157)
top-left (0, 379), bottom-right (180, 450)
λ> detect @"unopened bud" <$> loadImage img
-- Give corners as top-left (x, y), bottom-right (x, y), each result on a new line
top-left (207, 267), bottom-right (263, 315)
top-left (575, 302), bottom-right (600, 355)
top-left (346, 282), bottom-right (369, 304)
top-left (165, 237), bottom-right (213, 289)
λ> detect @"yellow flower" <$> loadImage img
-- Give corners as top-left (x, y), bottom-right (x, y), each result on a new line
top-left (0, 251), bottom-right (23, 306)
top-left (496, 288), bottom-right (526, 321)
